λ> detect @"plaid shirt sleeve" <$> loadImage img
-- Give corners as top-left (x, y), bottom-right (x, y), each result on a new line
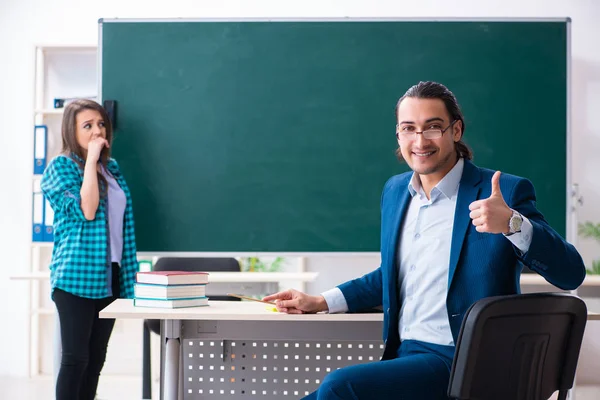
top-left (41, 155), bottom-right (87, 222)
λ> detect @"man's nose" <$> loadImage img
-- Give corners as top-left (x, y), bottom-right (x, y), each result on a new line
top-left (414, 132), bottom-right (431, 146)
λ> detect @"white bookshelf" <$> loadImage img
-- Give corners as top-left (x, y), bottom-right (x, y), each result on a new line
top-left (29, 44), bottom-right (98, 378)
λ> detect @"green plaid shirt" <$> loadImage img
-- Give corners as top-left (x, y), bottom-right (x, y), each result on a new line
top-left (41, 154), bottom-right (138, 299)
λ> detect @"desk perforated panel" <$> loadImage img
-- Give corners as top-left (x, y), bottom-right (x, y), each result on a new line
top-left (183, 339), bottom-right (384, 399)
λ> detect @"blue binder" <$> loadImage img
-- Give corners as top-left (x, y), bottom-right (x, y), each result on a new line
top-left (33, 125), bottom-right (47, 175)
top-left (43, 198), bottom-right (54, 242)
top-left (32, 191), bottom-right (44, 242)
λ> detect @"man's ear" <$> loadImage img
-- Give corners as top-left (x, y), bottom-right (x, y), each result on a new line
top-left (453, 120), bottom-right (463, 142)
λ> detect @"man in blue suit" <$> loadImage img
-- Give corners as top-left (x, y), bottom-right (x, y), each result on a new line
top-left (263, 81), bottom-right (586, 400)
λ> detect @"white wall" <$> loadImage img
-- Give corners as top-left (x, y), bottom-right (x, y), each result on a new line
top-left (1, 0), bottom-right (600, 377)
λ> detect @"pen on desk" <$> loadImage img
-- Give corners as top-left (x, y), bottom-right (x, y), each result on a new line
top-left (227, 293), bottom-right (276, 305)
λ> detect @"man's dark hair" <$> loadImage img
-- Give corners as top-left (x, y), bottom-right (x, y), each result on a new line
top-left (396, 81), bottom-right (473, 160)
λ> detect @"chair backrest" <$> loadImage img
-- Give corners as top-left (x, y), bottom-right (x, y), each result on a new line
top-left (447, 293), bottom-right (587, 400)
top-left (145, 257), bottom-right (242, 335)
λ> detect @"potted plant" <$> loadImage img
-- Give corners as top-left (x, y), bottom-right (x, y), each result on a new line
top-left (579, 221), bottom-right (600, 274)
top-left (239, 256), bottom-right (286, 272)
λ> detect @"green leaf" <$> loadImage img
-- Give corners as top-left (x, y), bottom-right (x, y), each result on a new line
top-left (269, 257), bottom-right (285, 272)
top-left (579, 222), bottom-right (600, 241)
top-left (239, 256), bottom-right (286, 272)
top-left (591, 260), bottom-right (600, 275)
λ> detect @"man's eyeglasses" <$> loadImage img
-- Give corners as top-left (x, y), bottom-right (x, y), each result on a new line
top-left (396, 120), bottom-right (456, 141)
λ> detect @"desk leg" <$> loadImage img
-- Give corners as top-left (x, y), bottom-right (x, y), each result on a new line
top-left (142, 322), bottom-right (151, 399)
top-left (161, 319), bottom-right (182, 400)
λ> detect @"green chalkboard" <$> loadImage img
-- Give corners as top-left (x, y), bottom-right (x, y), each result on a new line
top-left (100, 19), bottom-right (568, 253)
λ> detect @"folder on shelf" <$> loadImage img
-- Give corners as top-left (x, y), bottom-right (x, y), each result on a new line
top-left (43, 198), bottom-right (54, 242)
top-left (33, 125), bottom-right (47, 175)
top-left (32, 191), bottom-right (44, 242)
top-left (54, 96), bottom-right (97, 109)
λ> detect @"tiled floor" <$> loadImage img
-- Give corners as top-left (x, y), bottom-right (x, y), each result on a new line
top-left (1, 375), bottom-right (600, 400)
top-left (0, 375), bottom-right (159, 400)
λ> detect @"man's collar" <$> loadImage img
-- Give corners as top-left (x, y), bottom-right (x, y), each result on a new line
top-left (407, 157), bottom-right (465, 200)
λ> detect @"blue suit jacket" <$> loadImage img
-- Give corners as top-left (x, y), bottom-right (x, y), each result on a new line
top-left (338, 160), bottom-right (586, 359)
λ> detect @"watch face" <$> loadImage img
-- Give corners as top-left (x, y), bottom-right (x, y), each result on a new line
top-left (511, 213), bottom-right (523, 232)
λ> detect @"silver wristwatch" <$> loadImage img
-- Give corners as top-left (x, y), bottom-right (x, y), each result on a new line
top-left (506, 209), bottom-right (523, 236)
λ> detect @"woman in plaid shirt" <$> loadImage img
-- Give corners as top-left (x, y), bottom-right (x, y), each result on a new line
top-left (41, 99), bottom-right (139, 400)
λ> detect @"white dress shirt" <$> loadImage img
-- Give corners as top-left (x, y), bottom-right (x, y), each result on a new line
top-left (322, 158), bottom-right (533, 346)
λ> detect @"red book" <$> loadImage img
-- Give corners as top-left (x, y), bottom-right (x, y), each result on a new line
top-left (136, 271), bottom-right (209, 285)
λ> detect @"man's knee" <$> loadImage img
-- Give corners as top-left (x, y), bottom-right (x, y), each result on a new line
top-left (318, 368), bottom-right (353, 400)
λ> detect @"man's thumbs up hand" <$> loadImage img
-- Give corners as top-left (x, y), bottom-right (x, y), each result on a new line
top-left (490, 169), bottom-right (503, 198)
top-left (468, 171), bottom-right (513, 234)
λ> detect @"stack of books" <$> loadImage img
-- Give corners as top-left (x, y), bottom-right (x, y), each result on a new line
top-left (133, 271), bottom-right (210, 308)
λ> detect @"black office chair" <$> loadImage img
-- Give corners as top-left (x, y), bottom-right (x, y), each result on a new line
top-left (448, 293), bottom-right (587, 400)
top-left (142, 257), bottom-right (241, 399)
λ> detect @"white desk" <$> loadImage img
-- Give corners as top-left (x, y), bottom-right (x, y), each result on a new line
top-left (101, 299), bottom-right (383, 400)
top-left (519, 274), bottom-right (600, 287)
top-left (520, 274), bottom-right (600, 299)
top-left (101, 298), bottom-right (380, 322)
top-left (101, 299), bottom-right (600, 400)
